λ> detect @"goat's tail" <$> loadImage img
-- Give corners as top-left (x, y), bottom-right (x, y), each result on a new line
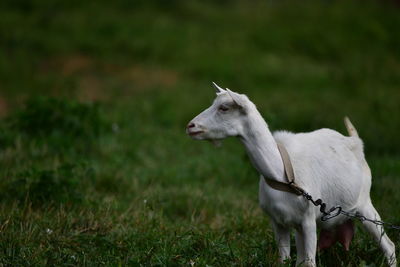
top-left (344, 116), bottom-right (359, 137)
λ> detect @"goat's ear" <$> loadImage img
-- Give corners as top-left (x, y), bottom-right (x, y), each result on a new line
top-left (212, 82), bottom-right (226, 94)
top-left (226, 89), bottom-right (246, 110)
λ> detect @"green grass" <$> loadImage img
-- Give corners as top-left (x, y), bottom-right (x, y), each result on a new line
top-left (0, 0), bottom-right (399, 265)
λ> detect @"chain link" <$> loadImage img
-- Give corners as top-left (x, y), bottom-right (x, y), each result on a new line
top-left (298, 189), bottom-right (400, 230)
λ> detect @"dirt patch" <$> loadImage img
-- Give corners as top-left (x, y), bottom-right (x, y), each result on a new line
top-left (41, 55), bottom-right (180, 100)
top-left (61, 55), bottom-right (93, 76)
top-left (41, 55), bottom-right (106, 101)
top-left (77, 75), bottom-right (106, 102)
top-left (41, 55), bottom-right (93, 76)
top-left (122, 65), bottom-right (179, 89)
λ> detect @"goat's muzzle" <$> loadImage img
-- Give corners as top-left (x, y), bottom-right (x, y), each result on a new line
top-left (186, 122), bottom-right (205, 137)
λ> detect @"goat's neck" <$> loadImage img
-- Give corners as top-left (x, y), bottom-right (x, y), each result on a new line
top-left (239, 110), bottom-right (286, 182)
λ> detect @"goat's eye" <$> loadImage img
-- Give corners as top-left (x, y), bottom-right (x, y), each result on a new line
top-left (218, 105), bottom-right (229, 112)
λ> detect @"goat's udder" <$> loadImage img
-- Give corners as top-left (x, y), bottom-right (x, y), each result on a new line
top-left (318, 220), bottom-right (354, 251)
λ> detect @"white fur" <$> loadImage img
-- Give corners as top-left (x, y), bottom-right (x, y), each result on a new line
top-left (186, 84), bottom-right (397, 266)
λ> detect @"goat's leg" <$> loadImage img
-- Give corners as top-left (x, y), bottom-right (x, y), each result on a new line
top-left (358, 200), bottom-right (397, 267)
top-left (272, 221), bottom-right (291, 263)
top-left (295, 219), bottom-right (317, 267)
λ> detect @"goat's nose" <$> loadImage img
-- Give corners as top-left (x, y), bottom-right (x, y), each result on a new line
top-left (187, 122), bottom-right (196, 129)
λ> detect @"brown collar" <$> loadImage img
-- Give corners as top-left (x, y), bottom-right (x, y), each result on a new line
top-left (263, 142), bottom-right (304, 195)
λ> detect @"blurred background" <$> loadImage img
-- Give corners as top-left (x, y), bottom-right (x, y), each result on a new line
top-left (0, 0), bottom-right (399, 265)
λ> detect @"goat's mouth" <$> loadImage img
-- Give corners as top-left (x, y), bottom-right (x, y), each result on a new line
top-left (188, 130), bottom-right (204, 136)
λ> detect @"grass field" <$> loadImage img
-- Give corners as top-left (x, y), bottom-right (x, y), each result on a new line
top-left (0, 0), bottom-right (400, 265)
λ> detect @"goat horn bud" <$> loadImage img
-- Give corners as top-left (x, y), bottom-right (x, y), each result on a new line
top-left (212, 82), bottom-right (226, 94)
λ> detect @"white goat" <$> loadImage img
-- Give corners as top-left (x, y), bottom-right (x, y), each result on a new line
top-left (186, 83), bottom-right (397, 267)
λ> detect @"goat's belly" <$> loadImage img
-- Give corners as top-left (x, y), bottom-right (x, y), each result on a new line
top-left (296, 155), bottom-right (364, 223)
top-left (316, 204), bottom-right (358, 230)
top-left (259, 178), bottom-right (360, 228)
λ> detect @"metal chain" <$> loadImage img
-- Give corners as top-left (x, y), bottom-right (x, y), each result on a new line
top-left (297, 188), bottom-right (400, 230)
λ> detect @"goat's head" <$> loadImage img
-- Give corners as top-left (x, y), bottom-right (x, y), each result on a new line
top-left (186, 82), bottom-right (253, 141)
